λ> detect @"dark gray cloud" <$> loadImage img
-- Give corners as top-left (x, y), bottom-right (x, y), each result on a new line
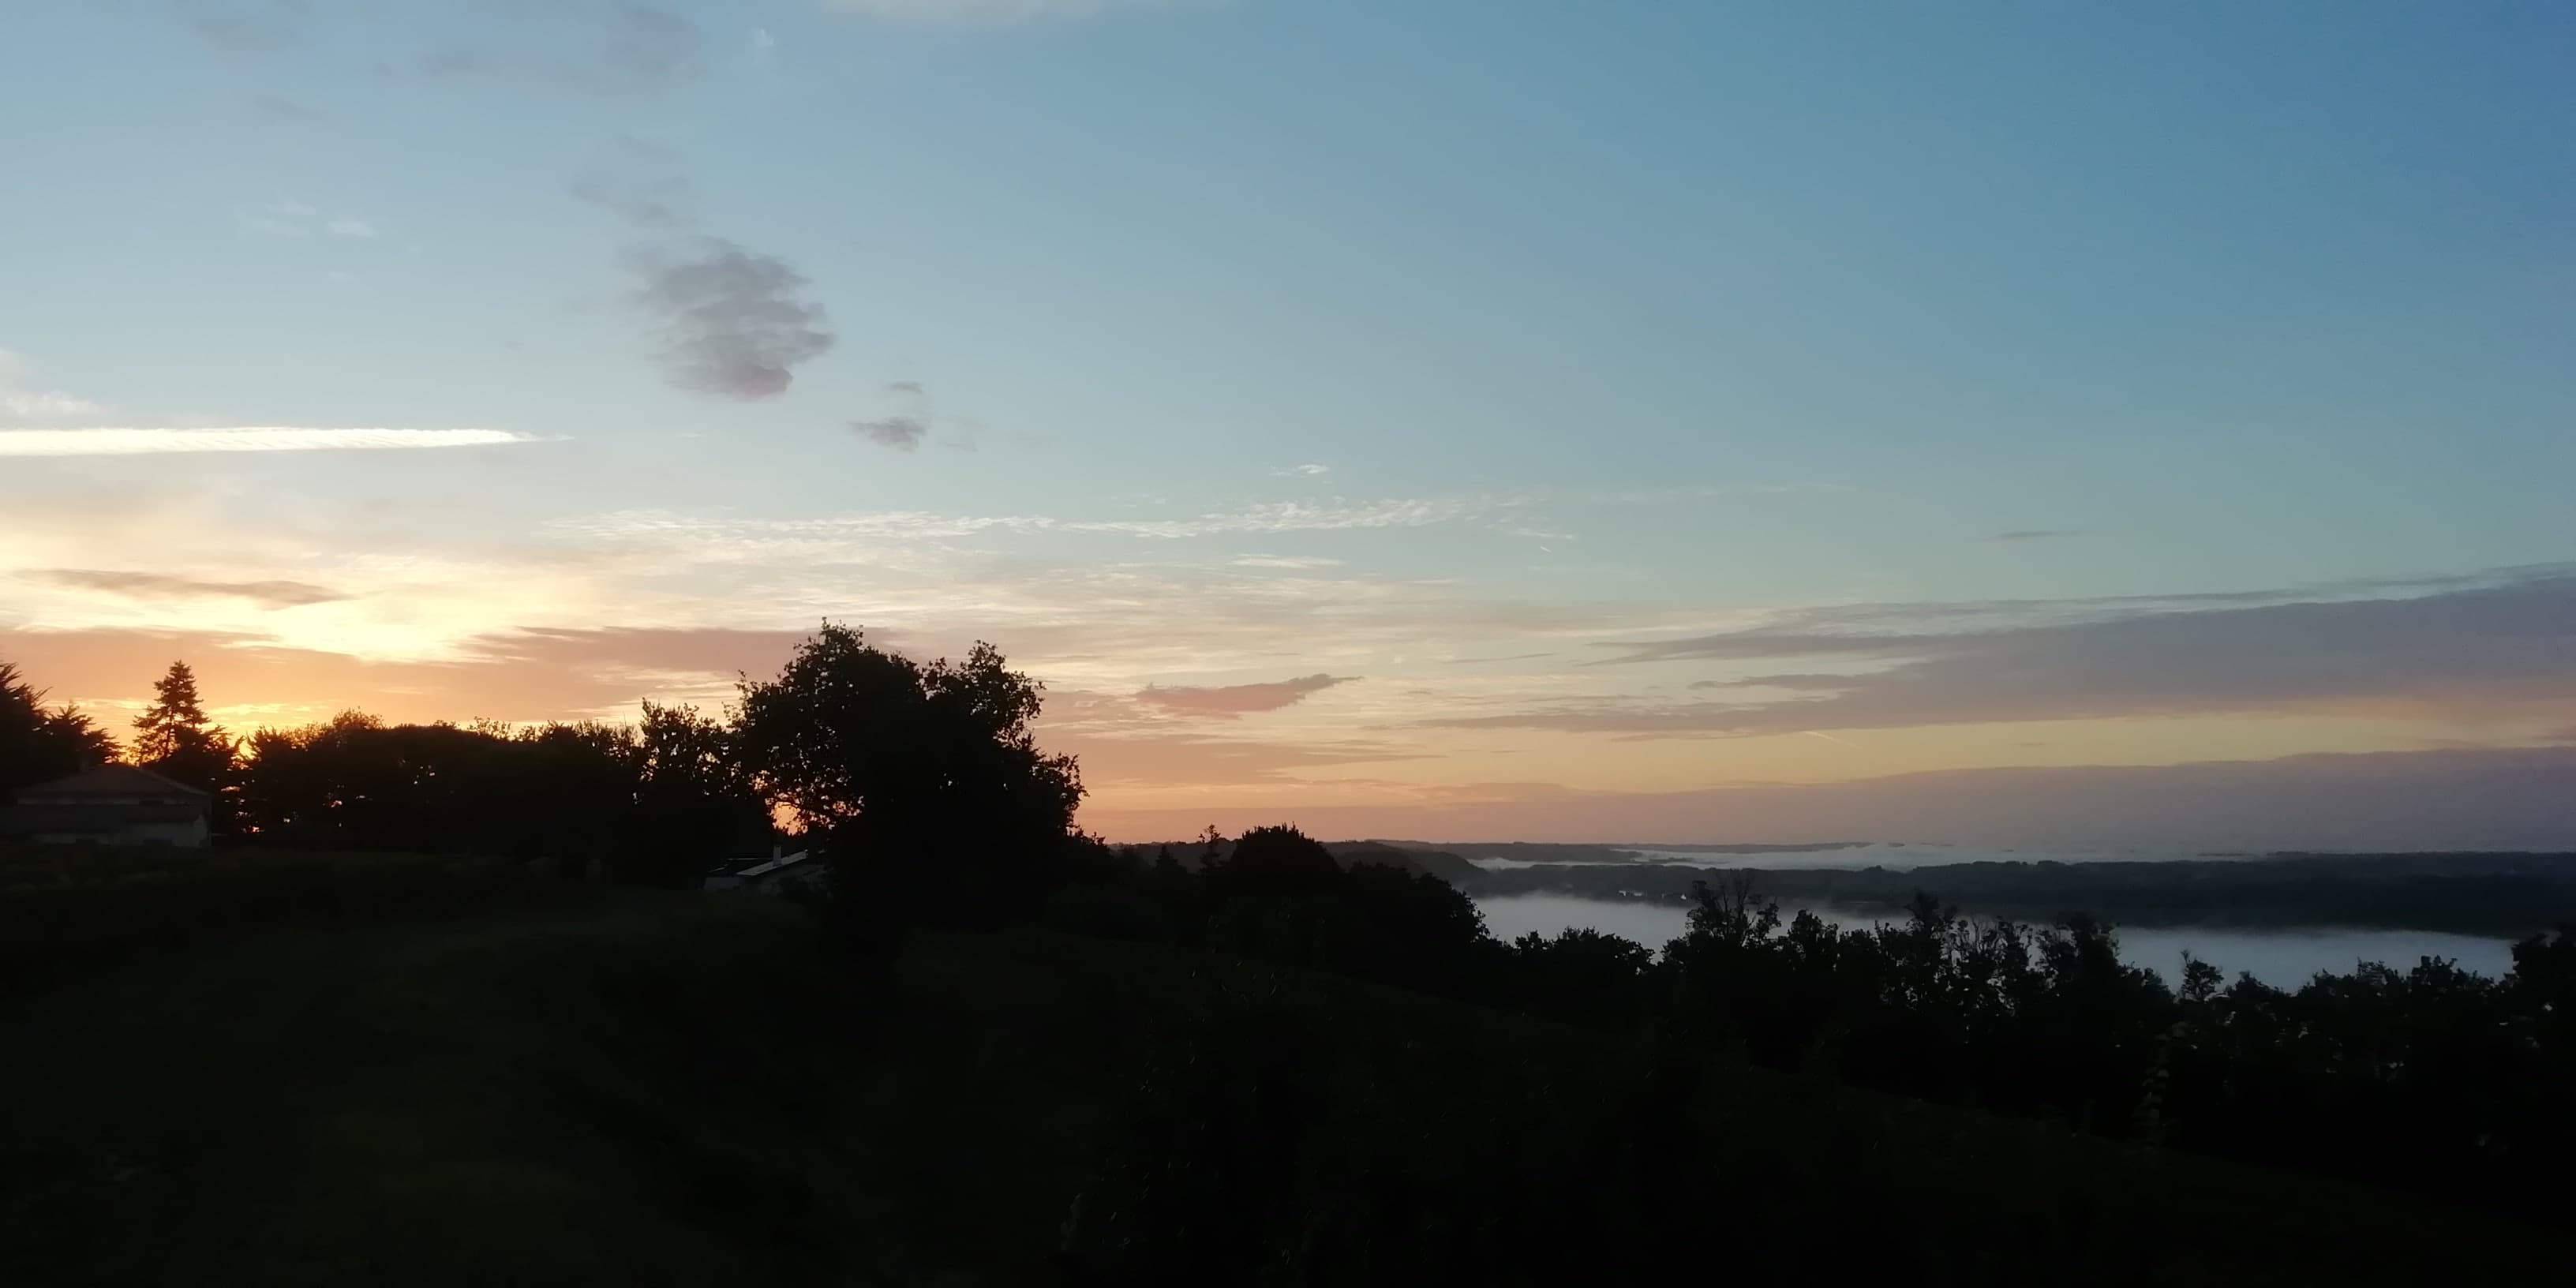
top-left (627, 238), bottom-right (836, 400)
top-left (884, 380), bottom-right (925, 395)
top-left (571, 171), bottom-right (695, 228)
top-left (1994, 529), bottom-right (2080, 542)
top-left (247, 92), bottom-right (325, 124)
top-left (1428, 568), bottom-right (2576, 736)
top-left (852, 416), bottom-right (928, 451)
top-left (1137, 674), bottom-right (1356, 718)
top-left (183, 0), bottom-right (313, 48)
top-left (31, 568), bottom-right (348, 609)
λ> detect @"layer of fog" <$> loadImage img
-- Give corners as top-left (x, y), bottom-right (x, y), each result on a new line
top-left (1465, 843), bottom-right (2239, 873)
top-left (1473, 894), bottom-right (2520, 990)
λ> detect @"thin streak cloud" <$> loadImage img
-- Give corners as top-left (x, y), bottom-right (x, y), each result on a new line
top-left (1136, 673), bottom-right (1357, 718)
top-left (28, 569), bottom-right (348, 608)
top-left (826, 0), bottom-right (1179, 26)
top-left (0, 428), bottom-right (537, 456)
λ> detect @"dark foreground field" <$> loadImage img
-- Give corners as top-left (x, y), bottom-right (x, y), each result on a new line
top-left (1, 848), bottom-right (2562, 1285)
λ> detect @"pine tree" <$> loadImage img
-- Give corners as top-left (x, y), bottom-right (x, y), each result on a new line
top-left (132, 661), bottom-right (232, 789)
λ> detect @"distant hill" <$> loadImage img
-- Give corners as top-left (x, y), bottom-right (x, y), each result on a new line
top-left (1326, 840), bottom-right (1484, 883)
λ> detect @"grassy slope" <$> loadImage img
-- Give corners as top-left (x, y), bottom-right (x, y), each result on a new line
top-left (1, 881), bottom-right (2562, 1285)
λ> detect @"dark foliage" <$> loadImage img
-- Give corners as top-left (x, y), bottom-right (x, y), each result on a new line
top-left (0, 661), bottom-right (117, 797)
top-left (735, 622), bottom-right (1083, 936)
top-left (1053, 829), bottom-right (2576, 1241)
top-left (0, 843), bottom-right (553, 990)
top-left (1643, 878), bottom-right (2576, 1225)
top-left (1508, 926), bottom-right (1655, 1027)
top-left (1056, 960), bottom-right (2559, 1286)
top-left (130, 661), bottom-right (234, 793)
top-left (235, 708), bottom-right (773, 882)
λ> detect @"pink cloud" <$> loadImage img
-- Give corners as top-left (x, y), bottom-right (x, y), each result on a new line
top-left (1133, 673), bottom-right (1354, 719)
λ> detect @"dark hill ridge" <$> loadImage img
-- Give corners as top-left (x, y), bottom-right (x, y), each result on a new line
top-left (1324, 840), bottom-right (1485, 882)
top-left (1416, 847), bottom-right (2576, 939)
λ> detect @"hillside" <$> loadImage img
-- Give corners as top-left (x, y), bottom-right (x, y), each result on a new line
top-left (1, 852), bottom-right (2563, 1283)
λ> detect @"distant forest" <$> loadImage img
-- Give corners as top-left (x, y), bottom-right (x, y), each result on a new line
top-left (1432, 847), bottom-right (2576, 938)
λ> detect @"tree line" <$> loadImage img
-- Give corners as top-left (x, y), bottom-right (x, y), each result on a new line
top-left (1, 624), bottom-right (1084, 897)
top-left (5, 657), bottom-right (779, 886)
top-left (1050, 833), bottom-right (2576, 1233)
top-left (9, 627), bottom-right (2574, 1233)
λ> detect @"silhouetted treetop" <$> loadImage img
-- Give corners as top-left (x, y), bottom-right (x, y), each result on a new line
top-left (132, 660), bottom-right (234, 792)
top-left (1, 661), bottom-right (117, 797)
top-left (1209, 824), bottom-right (1344, 899)
top-left (734, 622), bottom-right (1084, 926)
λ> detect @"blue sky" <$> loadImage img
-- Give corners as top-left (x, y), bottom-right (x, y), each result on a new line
top-left (3, 1), bottom-right (2571, 842)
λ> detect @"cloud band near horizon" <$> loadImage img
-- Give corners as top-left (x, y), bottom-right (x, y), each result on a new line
top-left (0, 428), bottom-right (539, 456)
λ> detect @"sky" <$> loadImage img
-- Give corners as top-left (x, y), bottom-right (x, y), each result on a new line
top-left (2, 1), bottom-right (2571, 846)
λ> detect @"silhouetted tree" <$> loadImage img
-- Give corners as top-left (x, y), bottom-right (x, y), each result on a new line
top-left (0, 661), bottom-right (116, 797)
top-left (131, 661), bottom-right (234, 792)
top-left (734, 622), bottom-right (1084, 934)
top-left (629, 700), bottom-right (774, 886)
top-left (1511, 926), bottom-right (1655, 1026)
top-left (236, 713), bottom-right (510, 852)
top-left (1207, 825), bottom-right (1342, 900)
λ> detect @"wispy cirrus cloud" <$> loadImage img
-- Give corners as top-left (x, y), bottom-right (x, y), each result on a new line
top-left (0, 625), bottom-right (812, 728)
top-left (0, 428), bottom-right (537, 456)
top-left (234, 196), bottom-right (378, 239)
top-left (1425, 567), bottom-right (2576, 738)
top-left (571, 171), bottom-right (695, 228)
top-left (561, 496), bottom-right (1481, 548)
top-left (26, 569), bottom-right (348, 609)
top-left (0, 350), bottom-right (108, 423)
top-left (1086, 498), bottom-right (1473, 539)
top-left (183, 0), bottom-right (313, 49)
top-left (410, 2), bottom-right (709, 95)
top-left (826, 0), bottom-right (1185, 27)
top-left (1233, 555), bottom-right (1344, 570)
top-left (0, 390), bottom-right (107, 421)
top-left (247, 92), bottom-right (325, 124)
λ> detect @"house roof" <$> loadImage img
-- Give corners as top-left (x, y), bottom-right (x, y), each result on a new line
top-left (0, 802), bottom-right (208, 834)
top-left (14, 764), bottom-right (210, 800)
top-left (708, 851), bottom-right (814, 881)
